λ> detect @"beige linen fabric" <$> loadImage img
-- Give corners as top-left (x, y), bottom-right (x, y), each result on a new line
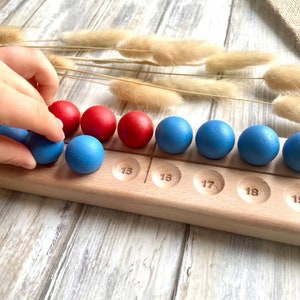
top-left (266, 0), bottom-right (300, 43)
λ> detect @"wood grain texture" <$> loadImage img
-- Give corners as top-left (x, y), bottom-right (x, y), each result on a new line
top-left (45, 209), bottom-right (186, 299)
top-left (175, 227), bottom-right (300, 300)
top-left (0, 0), bottom-right (300, 299)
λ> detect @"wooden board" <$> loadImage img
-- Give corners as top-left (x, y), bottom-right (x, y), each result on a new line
top-left (1, 0), bottom-right (300, 299)
top-left (1, 127), bottom-right (300, 245)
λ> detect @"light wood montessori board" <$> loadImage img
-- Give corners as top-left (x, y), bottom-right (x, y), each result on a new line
top-left (1, 126), bottom-right (300, 246)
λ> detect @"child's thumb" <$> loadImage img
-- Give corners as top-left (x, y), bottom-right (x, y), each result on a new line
top-left (0, 136), bottom-right (36, 169)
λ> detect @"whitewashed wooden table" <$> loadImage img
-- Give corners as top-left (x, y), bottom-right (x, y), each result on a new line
top-left (0, 0), bottom-right (300, 299)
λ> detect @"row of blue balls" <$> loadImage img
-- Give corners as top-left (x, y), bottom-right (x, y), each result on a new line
top-left (155, 117), bottom-right (300, 172)
top-left (0, 125), bottom-right (103, 174)
top-left (1, 117), bottom-right (300, 173)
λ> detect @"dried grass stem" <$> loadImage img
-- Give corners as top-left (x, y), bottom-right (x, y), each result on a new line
top-left (272, 95), bottom-right (300, 122)
top-left (263, 65), bottom-right (300, 91)
top-left (205, 51), bottom-right (275, 74)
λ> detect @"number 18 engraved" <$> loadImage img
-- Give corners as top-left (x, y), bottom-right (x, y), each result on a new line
top-left (245, 187), bottom-right (259, 197)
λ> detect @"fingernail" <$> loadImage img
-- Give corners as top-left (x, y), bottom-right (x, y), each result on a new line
top-left (56, 117), bottom-right (64, 128)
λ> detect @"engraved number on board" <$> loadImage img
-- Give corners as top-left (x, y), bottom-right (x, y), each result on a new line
top-left (292, 195), bottom-right (300, 204)
top-left (201, 180), bottom-right (215, 189)
top-left (245, 187), bottom-right (259, 197)
top-left (160, 173), bottom-right (173, 182)
top-left (121, 167), bottom-right (133, 175)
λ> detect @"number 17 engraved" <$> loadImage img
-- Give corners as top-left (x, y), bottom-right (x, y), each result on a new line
top-left (201, 180), bottom-right (215, 189)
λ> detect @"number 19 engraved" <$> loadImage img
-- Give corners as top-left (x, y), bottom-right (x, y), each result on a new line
top-left (284, 185), bottom-right (300, 212)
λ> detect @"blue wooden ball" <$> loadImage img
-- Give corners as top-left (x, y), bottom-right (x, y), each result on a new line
top-left (25, 132), bottom-right (64, 164)
top-left (155, 116), bottom-right (193, 154)
top-left (195, 120), bottom-right (235, 159)
top-left (282, 132), bottom-right (300, 172)
top-left (0, 125), bottom-right (28, 143)
top-left (237, 125), bottom-right (280, 166)
top-left (65, 135), bottom-right (104, 174)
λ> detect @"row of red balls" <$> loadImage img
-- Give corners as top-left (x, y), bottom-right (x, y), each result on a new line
top-left (49, 100), bottom-right (154, 148)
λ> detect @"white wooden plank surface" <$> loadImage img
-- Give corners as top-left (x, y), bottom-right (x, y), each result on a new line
top-left (45, 209), bottom-right (187, 299)
top-left (0, 0), bottom-right (300, 299)
top-left (175, 227), bottom-right (300, 300)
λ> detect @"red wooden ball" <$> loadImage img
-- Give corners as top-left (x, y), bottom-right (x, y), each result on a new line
top-left (48, 100), bottom-right (81, 137)
top-left (117, 111), bottom-right (154, 148)
top-left (80, 105), bottom-right (117, 142)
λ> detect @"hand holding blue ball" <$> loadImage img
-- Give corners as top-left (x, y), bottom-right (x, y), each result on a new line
top-left (4, 107), bottom-right (300, 175)
top-left (0, 125), bottom-right (28, 143)
top-left (25, 132), bottom-right (64, 165)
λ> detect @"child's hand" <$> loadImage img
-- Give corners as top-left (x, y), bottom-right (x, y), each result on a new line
top-left (0, 46), bottom-right (65, 169)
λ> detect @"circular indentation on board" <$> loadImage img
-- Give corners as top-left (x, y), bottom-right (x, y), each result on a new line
top-left (284, 184), bottom-right (300, 212)
top-left (237, 177), bottom-right (270, 204)
top-left (151, 163), bottom-right (181, 188)
top-left (112, 157), bottom-right (141, 181)
top-left (193, 169), bottom-right (225, 195)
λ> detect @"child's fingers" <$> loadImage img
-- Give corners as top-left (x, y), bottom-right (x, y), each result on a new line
top-left (0, 136), bottom-right (36, 169)
top-left (0, 61), bottom-right (44, 103)
top-left (31, 50), bottom-right (59, 104)
top-left (0, 82), bottom-right (64, 142)
top-left (0, 46), bottom-right (59, 105)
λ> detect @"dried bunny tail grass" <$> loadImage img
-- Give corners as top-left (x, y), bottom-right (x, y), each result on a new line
top-left (152, 77), bottom-right (240, 100)
top-left (263, 64), bottom-right (300, 91)
top-left (109, 77), bottom-right (183, 108)
top-left (60, 28), bottom-right (133, 47)
top-left (45, 53), bottom-right (75, 69)
top-left (151, 40), bottom-right (224, 66)
top-left (205, 51), bottom-right (275, 74)
top-left (117, 34), bottom-right (161, 59)
top-left (0, 26), bottom-right (24, 44)
top-left (272, 95), bottom-right (300, 123)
